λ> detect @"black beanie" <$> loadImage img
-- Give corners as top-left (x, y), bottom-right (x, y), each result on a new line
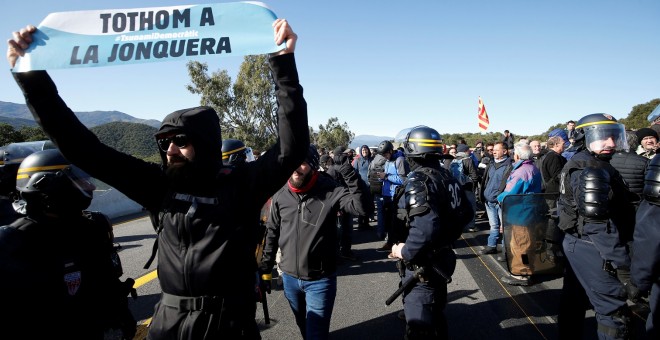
top-left (636, 128), bottom-right (658, 142)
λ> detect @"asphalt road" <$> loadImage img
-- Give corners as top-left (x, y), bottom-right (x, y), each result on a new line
top-left (110, 211), bottom-right (649, 340)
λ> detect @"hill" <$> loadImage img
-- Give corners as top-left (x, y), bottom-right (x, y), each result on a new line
top-left (0, 100), bottom-right (162, 129)
top-left (349, 135), bottom-right (393, 149)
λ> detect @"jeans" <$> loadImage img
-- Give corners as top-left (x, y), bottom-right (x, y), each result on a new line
top-left (485, 201), bottom-right (502, 247)
top-left (282, 272), bottom-right (337, 340)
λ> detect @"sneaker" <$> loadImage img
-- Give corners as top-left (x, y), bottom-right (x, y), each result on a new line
top-left (501, 275), bottom-right (531, 286)
top-left (479, 247), bottom-right (497, 255)
top-left (376, 242), bottom-right (393, 252)
top-left (387, 252), bottom-right (397, 259)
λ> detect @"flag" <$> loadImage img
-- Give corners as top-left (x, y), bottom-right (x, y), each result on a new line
top-left (478, 96), bottom-right (490, 131)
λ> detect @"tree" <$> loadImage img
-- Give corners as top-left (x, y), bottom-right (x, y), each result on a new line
top-left (0, 123), bottom-right (24, 146)
top-left (186, 55), bottom-right (278, 152)
top-left (619, 98), bottom-right (660, 130)
top-left (18, 126), bottom-right (47, 142)
top-left (314, 117), bottom-right (354, 150)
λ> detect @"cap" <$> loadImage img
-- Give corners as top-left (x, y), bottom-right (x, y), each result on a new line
top-left (333, 146), bottom-right (352, 155)
top-left (456, 144), bottom-right (470, 153)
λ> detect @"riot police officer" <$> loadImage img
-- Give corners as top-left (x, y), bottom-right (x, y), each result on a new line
top-left (0, 149), bottom-right (135, 340)
top-left (390, 125), bottom-right (474, 339)
top-left (222, 138), bottom-right (251, 166)
top-left (631, 153), bottom-right (660, 338)
top-left (558, 113), bottom-right (639, 339)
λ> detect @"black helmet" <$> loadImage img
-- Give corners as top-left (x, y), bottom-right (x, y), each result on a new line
top-left (574, 113), bottom-right (627, 154)
top-left (16, 149), bottom-right (95, 213)
top-left (306, 144), bottom-right (320, 170)
top-left (221, 139), bottom-right (248, 166)
top-left (396, 125), bottom-right (444, 157)
top-left (376, 140), bottom-right (394, 155)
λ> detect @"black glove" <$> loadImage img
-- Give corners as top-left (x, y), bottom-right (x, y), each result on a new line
top-left (260, 272), bottom-right (272, 294)
top-left (616, 267), bottom-right (641, 303)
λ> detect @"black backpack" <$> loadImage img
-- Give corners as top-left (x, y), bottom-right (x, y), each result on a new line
top-left (368, 156), bottom-right (386, 195)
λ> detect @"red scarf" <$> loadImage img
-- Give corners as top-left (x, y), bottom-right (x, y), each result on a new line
top-left (288, 171), bottom-right (318, 193)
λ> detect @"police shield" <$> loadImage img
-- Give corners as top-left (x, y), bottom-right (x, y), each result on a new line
top-left (501, 193), bottom-right (563, 276)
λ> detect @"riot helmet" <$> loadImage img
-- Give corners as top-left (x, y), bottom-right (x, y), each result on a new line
top-left (16, 149), bottom-right (96, 213)
top-left (574, 113), bottom-right (627, 157)
top-left (376, 140), bottom-right (394, 155)
top-left (395, 125), bottom-right (444, 158)
top-left (221, 139), bottom-right (248, 166)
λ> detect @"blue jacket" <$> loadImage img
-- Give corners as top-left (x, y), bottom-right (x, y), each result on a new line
top-left (353, 146), bottom-right (372, 186)
top-left (482, 157), bottom-right (513, 203)
top-left (382, 151), bottom-right (408, 197)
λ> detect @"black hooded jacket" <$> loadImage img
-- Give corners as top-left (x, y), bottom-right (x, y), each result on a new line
top-left (14, 53), bottom-right (309, 339)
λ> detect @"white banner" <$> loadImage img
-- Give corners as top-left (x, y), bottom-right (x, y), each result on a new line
top-left (13, 1), bottom-right (280, 72)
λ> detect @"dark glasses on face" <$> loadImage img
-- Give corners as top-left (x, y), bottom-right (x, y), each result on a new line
top-left (157, 134), bottom-right (189, 152)
top-left (486, 148), bottom-right (493, 151)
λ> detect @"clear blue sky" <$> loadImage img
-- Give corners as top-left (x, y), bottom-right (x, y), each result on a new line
top-left (1, 0), bottom-right (659, 139)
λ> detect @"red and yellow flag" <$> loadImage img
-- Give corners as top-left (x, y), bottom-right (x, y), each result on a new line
top-left (478, 96), bottom-right (490, 131)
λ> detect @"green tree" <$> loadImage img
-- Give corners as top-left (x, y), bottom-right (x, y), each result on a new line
top-left (619, 98), bottom-right (660, 130)
top-left (18, 126), bottom-right (47, 142)
top-left (186, 55), bottom-right (278, 152)
top-left (314, 117), bottom-right (354, 150)
top-left (0, 123), bottom-right (24, 146)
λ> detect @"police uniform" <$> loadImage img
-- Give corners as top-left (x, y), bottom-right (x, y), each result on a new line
top-left (558, 114), bottom-right (638, 339)
top-left (631, 154), bottom-right (660, 338)
top-left (0, 149), bottom-right (134, 340)
top-left (392, 126), bottom-right (473, 339)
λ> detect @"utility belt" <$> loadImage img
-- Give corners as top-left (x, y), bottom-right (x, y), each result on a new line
top-left (161, 292), bottom-right (224, 312)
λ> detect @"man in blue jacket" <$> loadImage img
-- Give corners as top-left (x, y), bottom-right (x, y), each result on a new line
top-left (479, 142), bottom-right (513, 255)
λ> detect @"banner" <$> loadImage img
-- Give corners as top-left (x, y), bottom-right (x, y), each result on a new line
top-left (13, 2), bottom-right (280, 72)
top-left (478, 96), bottom-right (490, 131)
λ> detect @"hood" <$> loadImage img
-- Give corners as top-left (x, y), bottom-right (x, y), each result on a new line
top-left (155, 106), bottom-right (223, 166)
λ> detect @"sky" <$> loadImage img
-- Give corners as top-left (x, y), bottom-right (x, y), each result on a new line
top-left (1, 0), bottom-right (659, 139)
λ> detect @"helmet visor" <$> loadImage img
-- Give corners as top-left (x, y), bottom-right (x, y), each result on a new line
top-left (584, 123), bottom-right (628, 153)
top-left (62, 165), bottom-right (96, 199)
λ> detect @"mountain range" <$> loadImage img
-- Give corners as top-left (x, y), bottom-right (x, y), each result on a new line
top-left (0, 100), bottom-right (392, 147)
top-left (0, 100), bottom-right (162, 129)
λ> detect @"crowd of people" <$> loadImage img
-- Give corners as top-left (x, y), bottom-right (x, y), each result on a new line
top-left (2, 17), bottom-right (660, 340)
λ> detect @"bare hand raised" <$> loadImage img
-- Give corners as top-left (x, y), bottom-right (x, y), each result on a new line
top-left (271, 19), bottom-right (297, 56)
top-left (7, 25), bottom-right (36, 69)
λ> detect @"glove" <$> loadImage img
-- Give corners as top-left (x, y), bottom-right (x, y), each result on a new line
top-left (616, 267), bottom-right (641, 303)
top-left (260, 272), bottom-right (272, 294)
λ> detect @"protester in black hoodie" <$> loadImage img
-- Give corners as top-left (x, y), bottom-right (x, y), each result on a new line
top-left (8, 19), bottom-right (308, 340)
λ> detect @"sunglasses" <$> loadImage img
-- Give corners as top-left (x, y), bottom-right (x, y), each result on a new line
top-left (157, 134), bottom-right (190, 152)
top-left (486, 148), bottom-right (494, 151)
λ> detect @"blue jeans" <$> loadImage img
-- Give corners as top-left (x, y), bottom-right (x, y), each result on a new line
top-left (485, 201), bottom-right (502, 247)
top-left (282, 272), bottom-right (337, 340)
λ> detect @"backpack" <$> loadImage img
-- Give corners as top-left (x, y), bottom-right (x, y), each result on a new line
top-left (450, 158), bottom-right (470, 186)
top-left (368, 156), bottom-right (386, 195)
